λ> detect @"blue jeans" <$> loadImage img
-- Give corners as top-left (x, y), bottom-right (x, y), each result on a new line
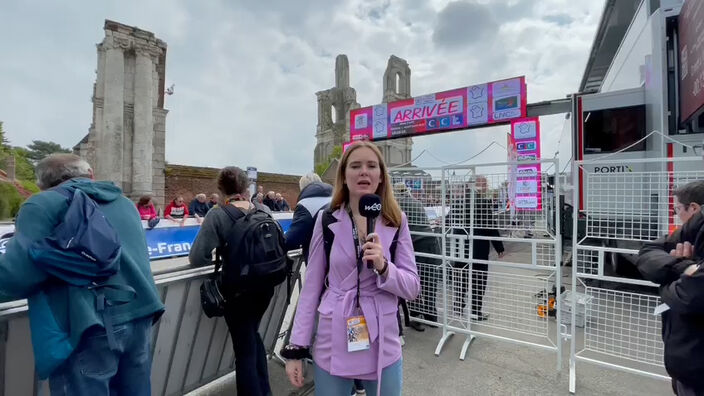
top-left (49, 317), bottom-right (153, 396)
top-left (313, 358), bottom-right (403, 396)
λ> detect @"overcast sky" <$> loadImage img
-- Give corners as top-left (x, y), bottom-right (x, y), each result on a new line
top-left (1, 0), bottom-right (604, 176)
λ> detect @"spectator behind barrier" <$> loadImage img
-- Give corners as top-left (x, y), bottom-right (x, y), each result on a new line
top-left (189, 193), bottom-right (210, 224)
top-left (189, 166), bottom-right (276, 396)
top-left (252, 192), bottom-right (272, 214)
top-left (285, 172), bottom-right (332, 259)
top-left (136, 194), bottom-right (157, 220)
top-left (263, 191), bottom-right (277, 212)
top-left (208, 193), bottom-right (220, 209)
top-left (282, 141), bottom-right (419, 396)
top-left (0, 153), bottom-right (164, 394)
top-left (252, 185), bottom-right (265, 203)
top-left (275, 192), bottom-right (291, 212)
top-left (164, 195), bottom-right (189, 226)
top-left (636, 180), bottom-right (704, 394)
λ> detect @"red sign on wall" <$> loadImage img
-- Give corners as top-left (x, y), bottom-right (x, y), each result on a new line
top-left (679, 0), bottom-right (704, 122)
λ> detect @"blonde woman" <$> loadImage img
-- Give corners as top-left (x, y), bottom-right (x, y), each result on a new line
top-left (282, 141), bottom-right (419, 396)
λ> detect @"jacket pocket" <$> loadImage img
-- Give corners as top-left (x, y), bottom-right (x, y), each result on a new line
top-left (317, 291), bottom-right (335, 316)
top-left (27, 292), bottom-right (74, 379)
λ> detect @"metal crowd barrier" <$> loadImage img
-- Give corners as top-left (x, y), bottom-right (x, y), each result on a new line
top-left (390, 160), bottom-right (563, 367)
top-left (0, 250), bottom-right (304, 396)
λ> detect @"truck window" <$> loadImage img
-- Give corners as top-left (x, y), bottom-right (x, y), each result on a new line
top-left (583, 105), bottom-right (646, 154)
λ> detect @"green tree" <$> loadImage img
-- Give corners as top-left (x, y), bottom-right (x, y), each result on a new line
top-left (0, 122), bottom-right (9, 152)
top-left (0, 123), bottom-right (36, 182)
top-left (11, 147), bottom-right (36, 181)
top-left (315, 145), bottom-right (343, 177)
top-left (26, 139), bottom-right (71, 163)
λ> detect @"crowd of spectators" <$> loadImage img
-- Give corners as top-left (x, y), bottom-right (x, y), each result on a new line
top-left (135, 186), bottom-right (292, 227)
top-left (253, 186), bottom-right (291, 212)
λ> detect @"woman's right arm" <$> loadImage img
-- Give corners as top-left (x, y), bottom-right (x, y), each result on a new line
top-left (289, 212), bottom-right (328, 347)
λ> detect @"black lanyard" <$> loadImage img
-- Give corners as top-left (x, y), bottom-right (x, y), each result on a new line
top-left (348, 210), bottom-right (363, 310)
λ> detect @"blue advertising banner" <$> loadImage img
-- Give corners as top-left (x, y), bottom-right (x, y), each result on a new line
top-left (144, 217), bottom-right (292, 259)
top-left (0, 217), bottom-right (293, 260)
top-left (145, 225), bottom-right (201, 259)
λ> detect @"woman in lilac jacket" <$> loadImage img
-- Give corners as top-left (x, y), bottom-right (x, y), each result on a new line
top-left (282, 141), bottom-right (420, 396)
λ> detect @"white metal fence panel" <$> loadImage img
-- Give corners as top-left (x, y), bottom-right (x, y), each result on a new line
top-left (569, 156), bottom-right (704, 393)
top-left (583, 287), bottom-right (663, 366)
top-left (392, 160), bottom-right (562, 364)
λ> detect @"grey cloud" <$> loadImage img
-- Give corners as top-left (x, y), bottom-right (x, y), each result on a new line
top-left (544, 13), bottom-right (574, 26)
top-left (364, 0), bottom-right (391, 21)
top-left (432, 1), bottom-right (497, 49)
top-left (490, 0), bottom-right (536, 22)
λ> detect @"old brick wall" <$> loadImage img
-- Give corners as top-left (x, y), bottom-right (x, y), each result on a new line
top-left (164, 164), bottom-right (301, 212)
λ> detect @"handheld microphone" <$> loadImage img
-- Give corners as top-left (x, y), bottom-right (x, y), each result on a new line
top-left (359, 194), bottom-right (382, 268)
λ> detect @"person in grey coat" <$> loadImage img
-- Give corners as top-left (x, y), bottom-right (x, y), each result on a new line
top-left (189, 166), bottom-right (274, 396)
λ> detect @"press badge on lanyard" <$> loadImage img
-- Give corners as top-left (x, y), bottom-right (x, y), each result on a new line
top-left (347, 316), bottom-right (370, 352)
top-left (347, 210), bottom-right (371, 352)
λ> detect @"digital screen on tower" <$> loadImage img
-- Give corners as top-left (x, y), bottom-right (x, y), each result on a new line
top-left (510, 117), bottom-right (542, 211)
top-left (350, 76), bottom-right (527, 141)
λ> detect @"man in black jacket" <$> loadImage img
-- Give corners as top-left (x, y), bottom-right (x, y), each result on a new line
top-left (284, 173), bottom-right (332, 258)
top-left (394, 183), bottom-right (441, 330)
top-left (636, 180), bottom-right (704, 395)
top-left (451, 177), bottom-right (504, 321)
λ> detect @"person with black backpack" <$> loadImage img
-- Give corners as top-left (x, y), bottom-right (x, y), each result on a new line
top-left (0, 154), bottom-right (165, 396)
top-left (189, 166), bottom-right (287, 396)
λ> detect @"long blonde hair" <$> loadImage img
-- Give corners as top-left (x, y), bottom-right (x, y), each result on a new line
top-left (330, 141), bottom-right (403, 227)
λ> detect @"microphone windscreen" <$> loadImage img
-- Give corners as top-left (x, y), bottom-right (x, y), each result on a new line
top-left (359, 194), bottom-right (382, 218)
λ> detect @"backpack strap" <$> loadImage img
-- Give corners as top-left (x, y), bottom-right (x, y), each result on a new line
top-left (89, 282), bottom-right (137, 351)
top-left (220, 204), bottom-right (246, 223)
top-left (320, 208), bottom-right (337, 301)
top-left (50, 186), bottom-right (73, 200)
top-left (321, 208), bottom-right (337, 274)
top-left (389, 228), bottom-right (400, 261)
top-left (215, 205), bottom-right (247, 274)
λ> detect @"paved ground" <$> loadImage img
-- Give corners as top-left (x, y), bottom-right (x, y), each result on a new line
top-left (191, 323), bottom-right (671, 396)
top-left (190, 240), bottom-right (673, 396)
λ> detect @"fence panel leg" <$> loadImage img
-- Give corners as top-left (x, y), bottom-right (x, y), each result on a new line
top-left (434, 330), bottom-right (455, 356)
top-left (569, 357), bottom-right (576, 393)
top-left (459, 334), bottom-right (476, 361)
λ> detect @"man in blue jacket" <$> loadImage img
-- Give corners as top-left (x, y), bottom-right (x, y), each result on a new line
top-left (0, 154), bottom-right (164, 395)
top-left (284, 173), bottom-right (332, 259)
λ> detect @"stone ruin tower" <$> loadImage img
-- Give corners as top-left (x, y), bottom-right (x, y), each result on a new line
top-left (314, 55), bottom-right (360, 167)
top-left (376, 55), bottom-right (413, 168)
top-left (314, 55), bottom-right (413, 170)
top-left (75, 20), bottom-right (168, 208)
